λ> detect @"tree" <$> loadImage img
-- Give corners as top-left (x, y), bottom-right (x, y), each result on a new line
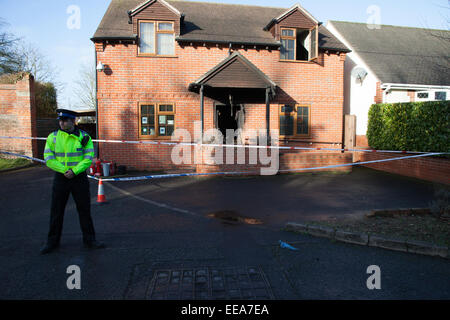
top-left (0, 18), bottom-right (21, 74)
top-left (14, 42), bottom-right (61, 87)
top-left (35, 82), bottom-right (57, 118)
top-left (73, 61), bottom-right (96, 109)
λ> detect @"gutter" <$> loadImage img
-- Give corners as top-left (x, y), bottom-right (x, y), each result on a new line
top-left (94, 48), bottom-right (99, 159)
top-left (381, 83), bottom-right (450, 93)
top-left (175, 37), bottom-right (281, 48)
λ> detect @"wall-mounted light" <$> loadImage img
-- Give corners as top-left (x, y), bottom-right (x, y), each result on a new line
top-left (96, 61), bottom-right (105, 73)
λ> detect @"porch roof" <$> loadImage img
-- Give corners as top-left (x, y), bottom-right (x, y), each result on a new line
top-left (188, 51), bottom-right (277, 94)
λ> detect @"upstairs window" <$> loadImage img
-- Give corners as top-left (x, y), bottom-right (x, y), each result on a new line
top-left (280, 27), bottom-right (318, 61)
top-left (139, 21), bottom-right (175, 56)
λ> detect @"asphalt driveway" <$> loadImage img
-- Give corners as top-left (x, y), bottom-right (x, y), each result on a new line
top-left (0, 165), bottom-right (448, 299)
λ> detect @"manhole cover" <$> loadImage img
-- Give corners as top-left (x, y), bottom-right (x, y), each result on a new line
top-left (208, 210), bottom-right (263, 225)
top-left (146, 266), bottom-right (274, 300)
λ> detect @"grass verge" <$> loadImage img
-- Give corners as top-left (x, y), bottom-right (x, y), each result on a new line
top-left (307, 214), bottom-right (450, 247)
top-left (0, 157), bottom-right (32, 172)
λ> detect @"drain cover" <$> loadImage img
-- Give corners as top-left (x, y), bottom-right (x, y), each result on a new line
top-left (146, 266), bottom-right (274, 300)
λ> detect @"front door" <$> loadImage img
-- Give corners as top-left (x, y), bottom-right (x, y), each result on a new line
top-left (216, 105), bottom-right (238, 140)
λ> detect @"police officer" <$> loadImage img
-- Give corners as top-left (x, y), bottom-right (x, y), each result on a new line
top-left (40, 109), bottom-right (105, 254)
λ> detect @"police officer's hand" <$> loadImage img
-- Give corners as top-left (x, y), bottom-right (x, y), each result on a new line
top-left (64, 169), bottom-right (75, 179)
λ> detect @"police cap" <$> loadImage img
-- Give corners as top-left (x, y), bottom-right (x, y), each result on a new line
top-left (56, 109), bottom-right (78, 120)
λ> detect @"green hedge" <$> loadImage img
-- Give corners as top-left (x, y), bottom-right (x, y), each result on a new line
top-left (367, 101), bottom-right (450, 153)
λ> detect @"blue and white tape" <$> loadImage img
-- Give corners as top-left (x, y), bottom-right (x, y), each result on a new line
top-left (1, 135), bottom-right (446, 155)
top-left (1, 150), bottom-right (443, 182)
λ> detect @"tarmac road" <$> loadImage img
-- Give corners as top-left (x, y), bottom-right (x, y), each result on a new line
top-left (0, 165), bottom-right (449, 299)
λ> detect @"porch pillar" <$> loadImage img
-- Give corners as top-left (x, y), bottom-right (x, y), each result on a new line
top-left (200, 85), bottom-right (204, 135)
top-left (265, 87), bottom-right (270, 140)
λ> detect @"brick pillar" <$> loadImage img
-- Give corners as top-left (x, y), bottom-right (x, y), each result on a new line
top-left (0, 73), bottom-right (37, 158)
top-left (374, 81), bottom-right (383, 104)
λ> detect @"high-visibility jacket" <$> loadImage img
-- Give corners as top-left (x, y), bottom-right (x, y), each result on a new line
top-left (43, 128), bottom-right (95, 175)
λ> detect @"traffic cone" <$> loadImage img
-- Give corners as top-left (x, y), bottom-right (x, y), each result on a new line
top-left (97, 179), bottom-right (107, 204)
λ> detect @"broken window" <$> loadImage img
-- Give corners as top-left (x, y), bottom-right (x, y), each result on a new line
top-left (279, 105), bottom-right (310, 137)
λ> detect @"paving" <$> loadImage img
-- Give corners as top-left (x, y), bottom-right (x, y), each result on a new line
top-left (0, 165), bottom-right (449, 299)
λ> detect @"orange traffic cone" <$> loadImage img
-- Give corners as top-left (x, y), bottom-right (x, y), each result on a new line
top-left (97, 179), bottom-right (107, 204)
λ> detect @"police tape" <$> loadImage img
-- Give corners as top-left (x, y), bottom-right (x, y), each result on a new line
top-left (0, 150), bottom-right (443, 181)
top-left (0, 135), bottom-right (445, 155)
top-left (0, 151), bottom-right (46, 164)
top-left (94, 152), bottom-right (444, 181)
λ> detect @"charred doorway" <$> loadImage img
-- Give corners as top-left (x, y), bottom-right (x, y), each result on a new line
top-left (215, 104), bottom-right (245, 143)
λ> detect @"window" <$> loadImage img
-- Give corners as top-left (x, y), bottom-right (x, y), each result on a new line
top-left (417, 92), bottom-right (429, 99)
top-left (435, 91), bottom-right (447, 101)
top-left (280, 28), bottom-right (296, 61)
top-left (279, 105), bottom-right (310, 137)
top-left (139, 21), bottom-right (175, 56)
top-left (280, 26), bottom-right (318, 61)
top-left (139, 103), bottom-right (175, 138)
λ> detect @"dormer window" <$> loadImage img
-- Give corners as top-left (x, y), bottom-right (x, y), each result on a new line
top-left (138, 20), bottom-right (175, 56)
top-left (280, 26), bottom-right (318, 61)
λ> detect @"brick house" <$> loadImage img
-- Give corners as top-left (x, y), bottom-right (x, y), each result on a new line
top-left (91, 0), bottom-right (351, 173)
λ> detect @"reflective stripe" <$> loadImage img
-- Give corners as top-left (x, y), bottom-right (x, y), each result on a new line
top-left (53, 138), bottom-right (56, 144)
top-left (44, 149), bottom-right (55, 154)
top-left (45, 156), bottom-right (56, 161)
top-left (77, 148), bottom-right (83, 151)
top-left (83, 149), bottom-right (94, 153)
top-left (84, 155), bottom-right (94, 160)
top-left (66, 152), bottom-right (83, 157)
top-left (55, 153), bottom-right (65, 157)
top-left (66, 162), bottom-right (79, 166)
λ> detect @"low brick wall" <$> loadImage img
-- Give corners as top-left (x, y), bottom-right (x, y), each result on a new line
top-left (280, 152), bottom-right (352, 173)
top-left (197, 149), bottom-right (352, 175)
top-left (354, 151), bottom-right (450, 185)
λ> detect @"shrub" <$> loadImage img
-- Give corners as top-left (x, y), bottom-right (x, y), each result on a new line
top-left (367, 101), bottom-right (450, 153)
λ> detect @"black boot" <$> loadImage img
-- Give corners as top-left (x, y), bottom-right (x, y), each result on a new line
top-left (83, 240), bottom-right (106, 249)
top-left (40, 242), bottom-right (59, 255)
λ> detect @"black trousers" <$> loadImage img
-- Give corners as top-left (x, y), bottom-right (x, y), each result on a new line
top-left (47, 172), bottom-right (96, 245)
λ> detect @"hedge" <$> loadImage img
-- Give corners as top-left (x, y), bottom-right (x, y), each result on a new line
top-left (367, 101), bottom-right (450, 153)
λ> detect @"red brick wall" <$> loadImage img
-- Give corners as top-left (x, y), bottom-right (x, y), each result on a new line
top-left (0, 74), bottom-right (37, 158)
top-left (95, 37), bottom-right (345, 171)
top-left (354, 152), bottom-right (450, 185)
top-left (374, 81), bottom-right (383, 104)
top-left (196, 150), bottom-right (352, 174)
top-left (356, 135), bottom-right (369, 148)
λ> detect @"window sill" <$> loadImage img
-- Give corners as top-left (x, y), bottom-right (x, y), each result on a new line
top-left (280, 136), bottom-right (312, 140)
top-left (137, 54), bottom-right (178, 58)
top-left (279, 59), bottom-right (314, 64)
top-left (139, 136), bottom-right (174, 141)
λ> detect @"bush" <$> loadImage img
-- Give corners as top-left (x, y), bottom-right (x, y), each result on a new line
top-left (35, 81), bottom-right (57, 118)
top-left (367, 101), bottom-right (450, 153)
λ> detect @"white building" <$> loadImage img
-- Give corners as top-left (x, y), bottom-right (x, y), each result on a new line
top-left (327, 21), bottom-right (450, 146)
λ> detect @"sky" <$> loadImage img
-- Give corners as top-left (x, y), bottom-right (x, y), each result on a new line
top-left (0, 0), bottom-right (448, 109)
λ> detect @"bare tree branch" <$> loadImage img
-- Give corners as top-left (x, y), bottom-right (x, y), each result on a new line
top-left (73, 61), bottom-right (96, 109)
